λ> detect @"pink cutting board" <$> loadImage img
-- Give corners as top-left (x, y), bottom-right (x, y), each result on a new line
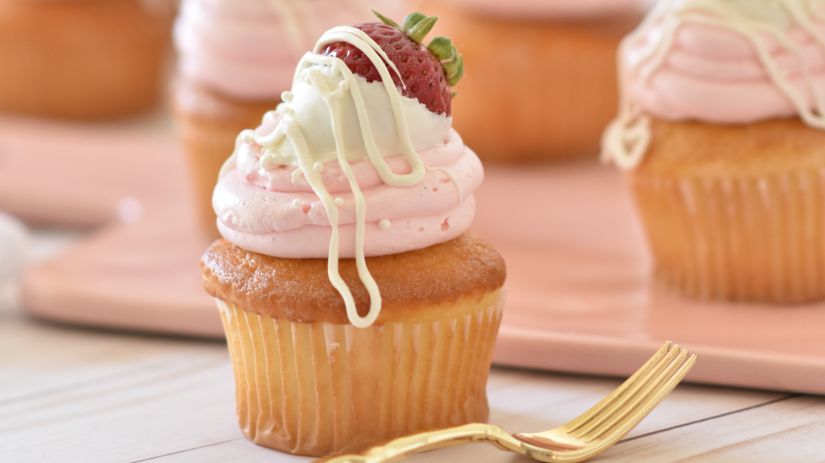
top-left (0, 115), bottom-right (185, 227)
top-left (21, 163), bottom-right (825, 394)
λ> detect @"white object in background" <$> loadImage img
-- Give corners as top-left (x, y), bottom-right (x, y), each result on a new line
top-left (0, 212), bottom-right (28, 284)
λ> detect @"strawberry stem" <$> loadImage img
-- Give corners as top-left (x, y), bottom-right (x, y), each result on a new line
top-left (407, 16), bottom-right (438, 43)
top-left (372, 10), bottom-right (400, 29)
top-left (401, 13), bottom-right (427, 32)
top-left (429, 37), bottom-right (463, 86)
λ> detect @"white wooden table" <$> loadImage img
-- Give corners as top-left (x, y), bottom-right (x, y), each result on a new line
top-left (2, 230), bottom-right (824, 462)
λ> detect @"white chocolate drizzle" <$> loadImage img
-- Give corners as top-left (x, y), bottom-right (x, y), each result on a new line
top-left (602, 0), bottom-right (825, 170)
top-left (221, 26), bottom-right (428, 328)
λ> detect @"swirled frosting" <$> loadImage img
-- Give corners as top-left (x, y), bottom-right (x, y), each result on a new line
top-left (215, 120), bottom-right (480, 259)
top-left (603, 0), bottom-right (825, 169)
top-left (444, 0), bottom-right (647, 18)
top-left (214, 26), bottom-right (483, 327)
top-left (174, 0), bottom-right (400, 99)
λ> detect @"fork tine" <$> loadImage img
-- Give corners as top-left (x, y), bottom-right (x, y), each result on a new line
top-left (586, 351), bottom-right (697, 451)
top-left (563, 341), bottom-right (673, 432)
top-left (575, 346), bottom-right (695, 442)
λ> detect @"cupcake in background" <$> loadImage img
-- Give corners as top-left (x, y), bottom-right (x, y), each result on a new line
top-left (174, 0), bottom-right (402, 233)
top-left (0, 0), bottom-right (174, 120)
top-left (200, 11), bottom-right (506, 456)
top-left (603, 0), bottom-right (825, 304)
top-left (423, 0), bottom-right (647, 161)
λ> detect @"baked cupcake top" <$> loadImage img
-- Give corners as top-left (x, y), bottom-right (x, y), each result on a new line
top-left (211, 12), bottom-right (482, 327)
top-left (603, 0), bottom-right (825, 169)
top-left (174, 0), bottom-right (402, 100)
top-left (442, 0), bottom-right (647, 19)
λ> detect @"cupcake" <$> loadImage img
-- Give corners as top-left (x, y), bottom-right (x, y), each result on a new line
top-left (199, 11), bottom-right (506, 456)
top-left (173, 0), bottom-right (402, 233)
top-left (423, 0), bottom-right (647, 161)
top-left (603, 0), bottom-right (825, 303)
top-left (0, 0), bottom-right (174, 119)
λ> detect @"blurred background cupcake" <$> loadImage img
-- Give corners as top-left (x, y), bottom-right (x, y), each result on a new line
top-left (603, 0), bottom-right (825, 304)
top-left (0, 0), bottom-right (175, 120)
top-left (173, 0), bottom-right (403, 233)
top-left (423, 0), bottom-right (648, 162)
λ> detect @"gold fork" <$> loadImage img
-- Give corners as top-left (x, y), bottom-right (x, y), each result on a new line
top-left (322, 341), bottom-right (696, 463)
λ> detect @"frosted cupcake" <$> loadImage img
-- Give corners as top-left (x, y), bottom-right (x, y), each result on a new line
top-left (425, 0), bottom-right (647, 161)
top-left (0, 0), bottom-right (173, 119)
top-left (174, 0), bottom-right (401, 232)
top-left (603, 0), bottom-right (825, 303)
top-left (200, 12), bottom-right (506, 456)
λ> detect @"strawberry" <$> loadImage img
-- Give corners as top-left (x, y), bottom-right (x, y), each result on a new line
top-left (321, 11), bottom-right (463, 116)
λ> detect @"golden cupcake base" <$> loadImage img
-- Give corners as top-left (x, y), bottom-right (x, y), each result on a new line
top-left (218, 293), bottom-right (503, 456)
top-left (632, 117), bottom-right (825, 304)
top-left (202, 235), bottom-right (507, 455)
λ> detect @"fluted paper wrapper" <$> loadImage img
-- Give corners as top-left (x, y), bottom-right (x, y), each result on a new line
top-left (216, 295), bottom-right (504, 456)
top-left (632, 167), bottom-right (825, 303)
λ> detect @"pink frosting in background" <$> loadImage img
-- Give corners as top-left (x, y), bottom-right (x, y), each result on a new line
top-left (214, 129), bottom-right (483, 258)
top-left (444, 0), bottom-right (648, 19)
top-left (622, 9), bottom-right (825, 123)
top-left (174, 0), bottom-right (401, 100)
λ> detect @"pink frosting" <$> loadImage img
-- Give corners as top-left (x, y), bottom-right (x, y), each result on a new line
top-left (174, 0), bottom-right (399, 100)
top-left (444, 0), bottom-right (647, 19)
top-left (213, 128), bottom-right (483, 258)
top-left (622, 11), bottom-right (825, 123)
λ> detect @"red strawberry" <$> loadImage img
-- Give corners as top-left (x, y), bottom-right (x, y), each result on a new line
top-left (321, 11), bottom-right (463, 116)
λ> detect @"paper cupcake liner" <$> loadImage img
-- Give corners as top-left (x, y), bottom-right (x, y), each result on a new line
top-left (632, 166), bottom-right (825, 303)
top-left (217, 293), bottom-right (504, 457)
top-left (173, 79), bottom-right (273, 235)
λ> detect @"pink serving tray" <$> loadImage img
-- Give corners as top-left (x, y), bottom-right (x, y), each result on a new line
top-left (0, 115), bottom-right (185, 227)
top-left (21, 161), bottom-right (825, 395)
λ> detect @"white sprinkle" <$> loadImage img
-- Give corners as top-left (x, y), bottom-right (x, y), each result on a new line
top-left (281, 91), bottom-right (293, 103)
top-left (260, 151), bottom-right (282, 168)
top-left (291, 169), bottom-right (305, 185)
top-left (378, 219), bottom-right (391, 230)
top-left (334, 197), bottom-right (344, 206)
top-left (313, 161), bottom-right (324, 172)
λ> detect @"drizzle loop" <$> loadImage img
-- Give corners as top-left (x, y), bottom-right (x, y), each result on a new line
top-left (603, 0), bottom-right (825, 170)
top-left (224, 26), bottom-right (426, 328)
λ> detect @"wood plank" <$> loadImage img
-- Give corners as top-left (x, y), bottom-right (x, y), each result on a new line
top-left (601, 396), bottom-right (825, 462)
top-left (124, 369), bottom-right (786, 463)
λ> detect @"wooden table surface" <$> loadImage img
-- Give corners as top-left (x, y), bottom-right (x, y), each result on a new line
top-left (2, 231), bottom-right (824, 463)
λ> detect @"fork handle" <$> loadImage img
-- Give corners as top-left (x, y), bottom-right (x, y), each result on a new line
top-left (320, 423), bottom-right (526, 463)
